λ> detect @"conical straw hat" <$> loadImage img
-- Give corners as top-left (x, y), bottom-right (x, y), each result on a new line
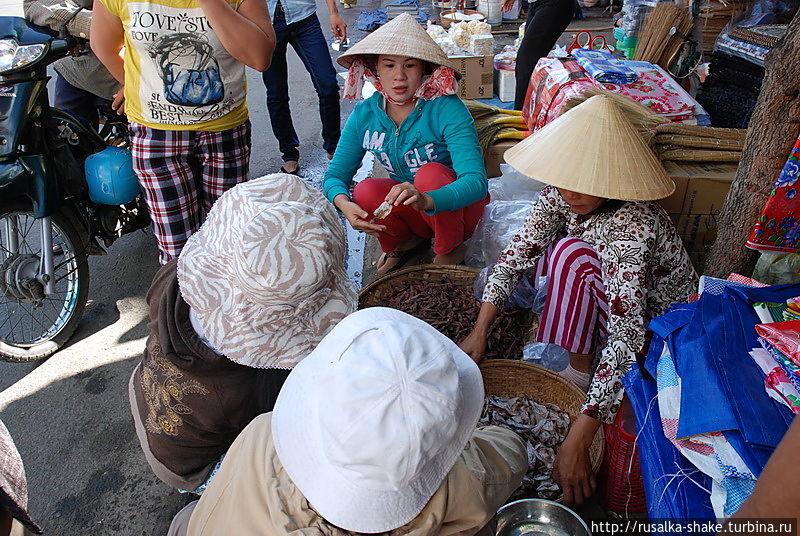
top-left (338, 13), bottom-right (458, 75)
top-left (504, 95), bottom-right (675, 201)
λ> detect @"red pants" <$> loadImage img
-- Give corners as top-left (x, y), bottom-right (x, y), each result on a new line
top-left (353, 163), bottom-right (489, 255)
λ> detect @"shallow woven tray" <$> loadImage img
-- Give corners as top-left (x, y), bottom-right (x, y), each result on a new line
top-left (358, 264), bottom-right (538, 344)
top-left (480, 359), bottom-right (605, 475)
top-left (439, 9), bottom-right (485, 29)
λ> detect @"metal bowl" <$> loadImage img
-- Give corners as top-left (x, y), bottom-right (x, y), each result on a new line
top-left (495, 499), bottom-right (590, 536)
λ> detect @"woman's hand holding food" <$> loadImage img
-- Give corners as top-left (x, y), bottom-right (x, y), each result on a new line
top-left (385, 182), bottom-right (434, 212)
top-left (334, 194), bottom-right (386, 236)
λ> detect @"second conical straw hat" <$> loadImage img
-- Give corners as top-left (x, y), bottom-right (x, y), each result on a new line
top-left (504, 95), bottom-right (675, 201)
top-left (337, 13), bottom-right (458, 75)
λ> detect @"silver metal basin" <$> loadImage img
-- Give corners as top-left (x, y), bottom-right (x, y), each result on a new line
top-left (495, 499), bottom-right (591, 536)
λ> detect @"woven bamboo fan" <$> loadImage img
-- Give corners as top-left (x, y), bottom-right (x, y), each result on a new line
top-left (481, 359), bottom-right (605, 474)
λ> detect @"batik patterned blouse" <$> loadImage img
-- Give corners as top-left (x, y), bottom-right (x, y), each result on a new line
top-left (483, 186), bottom-right (698, 424)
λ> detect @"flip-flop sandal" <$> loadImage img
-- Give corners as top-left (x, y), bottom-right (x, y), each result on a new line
top-left (279, 165), bottom-right (301, 176)
top-left (377, 240), bottom-right (430, 274)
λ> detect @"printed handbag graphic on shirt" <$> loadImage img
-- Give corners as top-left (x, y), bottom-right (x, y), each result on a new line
top-left (148, 33), bottom-right (224, 107)
top-left (126, 2), bottom-right (245, 126)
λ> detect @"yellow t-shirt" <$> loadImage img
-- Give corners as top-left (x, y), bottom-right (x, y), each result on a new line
top-left (100, 0), bottom-right (249, 131)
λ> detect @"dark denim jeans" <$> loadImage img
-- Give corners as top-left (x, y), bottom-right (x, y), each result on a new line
top-left (262, 6), bottom-right (341, 162)
top-left (54, 72), bottom-right (106, 129)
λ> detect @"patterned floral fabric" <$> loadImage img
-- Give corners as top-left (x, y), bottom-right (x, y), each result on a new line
top-left (747, 135), bottom-right (800, 253)
top-left (342, 57), bottom-right (458, 103)
top-left (598, 62), bottom-right (697, 118)
top-left (482, 186), bottom-right (698, 423)
top-left (756, 319), bottom-right (800, 367)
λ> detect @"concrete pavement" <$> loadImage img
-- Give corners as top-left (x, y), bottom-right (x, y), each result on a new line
top-left (0, 2), bottom-right (616, 533)
top-left (0, 0), bottom-right (362, 532)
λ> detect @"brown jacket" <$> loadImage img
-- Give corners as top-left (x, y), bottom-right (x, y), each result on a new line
top-left (129, 261), bottom-right (288, 490)
top-left (169, 413), bottom-right (527, 536)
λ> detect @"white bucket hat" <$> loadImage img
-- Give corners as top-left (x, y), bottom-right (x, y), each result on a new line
top-left (272, 307), bottom-right (484, 533)
top-left (176, 174), bottom-right (357, 369)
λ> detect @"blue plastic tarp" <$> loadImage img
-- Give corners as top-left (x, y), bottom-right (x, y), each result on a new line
top-left (623, 366), bottom-right (715, 523)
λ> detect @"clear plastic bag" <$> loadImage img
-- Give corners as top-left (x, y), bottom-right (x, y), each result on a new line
top-left (464, 164), bottom-right (545, 267)
top-left (489, 163), bottom-right (546, 201)
top-left (464, 199), bottom-right (534, 267)
top-left (752, 252), bottom-right (800, 285)
top-left (523, 342), bottom-right (570, 373)
top-left (472, 266), bottom-right (540, 309)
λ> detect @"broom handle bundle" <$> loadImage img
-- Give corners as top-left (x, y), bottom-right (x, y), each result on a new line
top-left (633, 2), bottom-right (692, 68)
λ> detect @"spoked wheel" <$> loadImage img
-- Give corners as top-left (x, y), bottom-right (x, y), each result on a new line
top-left (0, 201), bottom-right (89, 362)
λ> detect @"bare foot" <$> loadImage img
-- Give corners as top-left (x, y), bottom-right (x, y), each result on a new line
top-left (376, 237), bottom-right (428, 276)
top-left (432, 244), bottom-right (465, 266)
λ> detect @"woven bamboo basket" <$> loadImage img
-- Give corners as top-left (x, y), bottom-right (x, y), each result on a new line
top-left (439, 9), bottom-right (485, 28)
top-left (480, 359), bottom-right (605, 475)
top-left (359, 264), bottom-right (537, 345)
top-left (360, 264), bottom-right (482, 308)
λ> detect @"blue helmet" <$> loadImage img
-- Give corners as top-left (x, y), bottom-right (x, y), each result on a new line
top-left (84, 146), bottom-right (140, 205)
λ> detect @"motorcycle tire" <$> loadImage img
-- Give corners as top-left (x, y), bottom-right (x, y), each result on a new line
top-left (0, 200), bottom-right (90, 362)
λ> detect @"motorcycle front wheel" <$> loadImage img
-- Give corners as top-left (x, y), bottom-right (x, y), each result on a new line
top-left (0, 201), bottom-right (89, 362)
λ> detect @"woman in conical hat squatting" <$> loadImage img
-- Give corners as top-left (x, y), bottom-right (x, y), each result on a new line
top-left (323, 13), bottom-right (489, 275)
top-left (460, 95), bottom-right (699, 505)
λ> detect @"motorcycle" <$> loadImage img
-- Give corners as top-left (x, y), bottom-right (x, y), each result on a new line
top-left (0, 16), bottom-right (149, 362)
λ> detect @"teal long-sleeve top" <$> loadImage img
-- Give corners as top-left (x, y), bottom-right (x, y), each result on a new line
top-left (323, 93), bottom-right (488, 214)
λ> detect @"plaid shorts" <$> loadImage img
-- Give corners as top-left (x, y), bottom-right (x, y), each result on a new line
top-left (130, 121), bottom-right (251, 264)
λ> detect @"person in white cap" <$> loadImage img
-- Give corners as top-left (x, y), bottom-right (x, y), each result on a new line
top-left (167, 307), bottom-right (528, 536)
top-left (128, 173), bottom-right (357, 495)
top-left (461, 95), bottom-right (698, 506)
top-left (323, 13), bottom-right (489, 275)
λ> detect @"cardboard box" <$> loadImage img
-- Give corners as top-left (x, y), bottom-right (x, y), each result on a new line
top-left (659, 161), bottom-right (738, 217)
top-left (450, 55), bottom-right (493, 100)
top-left (484, 140), bottom-right (518, 178)
top-left (494, 68), bottom-right (515, 103)
top-left (658, 161), bottom-right (738, 259)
